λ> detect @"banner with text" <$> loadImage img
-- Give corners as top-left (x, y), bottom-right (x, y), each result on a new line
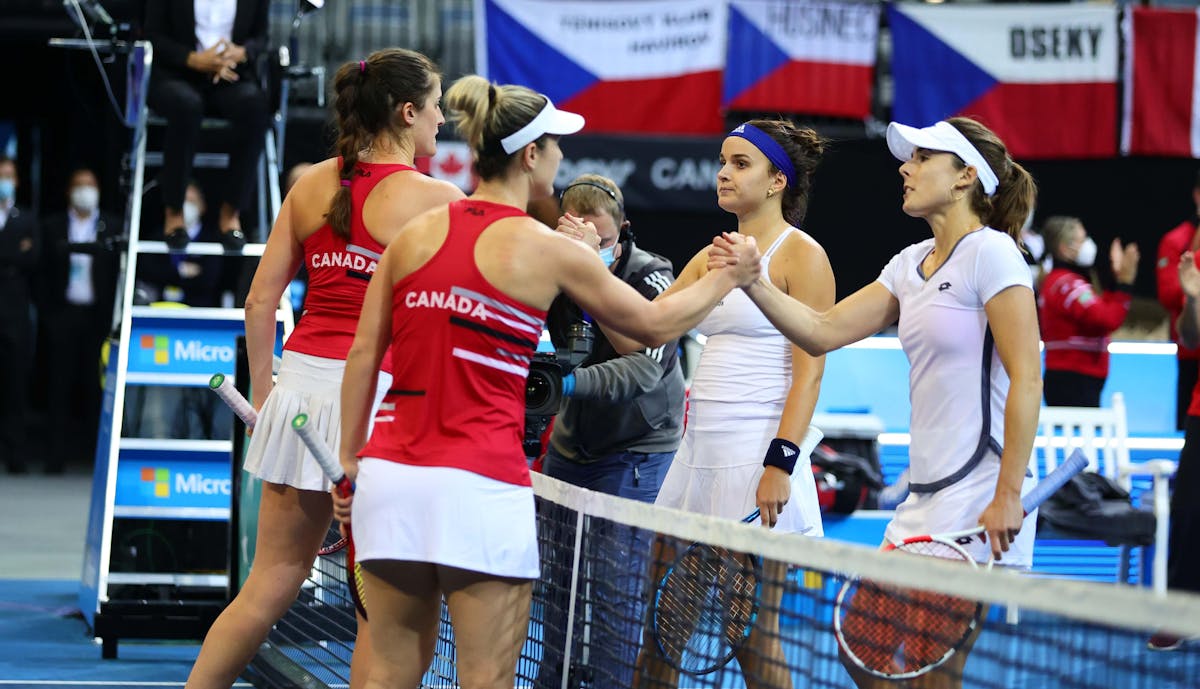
top-left (476, 0), bottom-right (727, 134)
top-left (890, 4), bottom-right (1119, 159)
top-left (554, 133), bottom-right (722, 211)
top-left (724, 0), bottom-right (879, 118)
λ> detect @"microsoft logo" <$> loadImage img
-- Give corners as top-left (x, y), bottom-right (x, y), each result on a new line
top-left (140, 467), bottom-right (170, 498)
top-left (140, 334), bottom-right (170, 365)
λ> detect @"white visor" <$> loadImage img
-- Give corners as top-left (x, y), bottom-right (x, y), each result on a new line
top-left (886, 121), bottom-right (999, 197)
top-left (500, 98), bottom-right (585, 154)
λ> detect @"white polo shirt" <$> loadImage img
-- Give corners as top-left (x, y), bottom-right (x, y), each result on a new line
top-left (877, 227), bottom-right (1032, 491)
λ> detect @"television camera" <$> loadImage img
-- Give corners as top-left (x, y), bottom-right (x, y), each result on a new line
top-left (523, 321), bottom-right (593, 458)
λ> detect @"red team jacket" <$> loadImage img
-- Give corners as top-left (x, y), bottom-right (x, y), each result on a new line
top-left (1038, 267), bottom-right (1132, 379)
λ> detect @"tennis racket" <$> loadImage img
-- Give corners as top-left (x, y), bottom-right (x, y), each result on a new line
top-left (834, 449), bottom-right (1088, 681)
top-left (291, 412), bottom-right (368, 621)
top-left (207, 374), bottom-right (347, 557)
top-left (651, 508), bottom-right (764, 675)
top-left (208, 373), bottom-right (257, 427)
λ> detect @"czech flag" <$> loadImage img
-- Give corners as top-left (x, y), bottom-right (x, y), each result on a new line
top-left (889, 4), bottom-right (1119, 159)
top-left (476, 0), bottom-right (727, 135)
top-left (1121, 7), bottom-right (1200, 158)
top-left (723, 0), bottom-right (879, 119)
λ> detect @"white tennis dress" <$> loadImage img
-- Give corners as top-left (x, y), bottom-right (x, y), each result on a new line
top-left (656, 229), bottom-right (824, 536)
top-left (243, 350), bottom-right (391, 491)
top-left (876, 228), bottom-right (1038, 567)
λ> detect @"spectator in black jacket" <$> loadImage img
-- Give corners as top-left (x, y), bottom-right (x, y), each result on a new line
top-left (0, 155), bottom-right (37, 474)
top-left (535, 174), bottom-right (685, 689)
top-left (37, 168), bottom-right (121, 473)
top-left (144, 0), bottom-right (271, 251)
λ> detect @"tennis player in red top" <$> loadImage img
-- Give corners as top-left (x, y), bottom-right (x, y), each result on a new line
top-left (185, 49), bottom-right (464, 689)
top-left (335, 74), bottom-right (762, 689)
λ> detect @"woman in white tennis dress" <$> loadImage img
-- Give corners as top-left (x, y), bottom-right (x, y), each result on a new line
top-left (720, 116), bottom-right (1042, 689)
top-left (637, 119), bottom-right (834, 689)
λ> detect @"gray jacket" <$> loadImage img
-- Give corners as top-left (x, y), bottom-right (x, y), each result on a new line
top-left (546, 244), bottom-right (686, 461)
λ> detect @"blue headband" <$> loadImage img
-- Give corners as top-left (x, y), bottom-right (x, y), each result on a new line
top-left (728, 123), bottom-right (796, 190)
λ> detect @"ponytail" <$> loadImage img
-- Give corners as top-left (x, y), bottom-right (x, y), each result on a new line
top-left (946, 117), bottom-right (1037, 245)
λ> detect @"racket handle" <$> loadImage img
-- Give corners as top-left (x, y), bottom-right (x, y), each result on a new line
top-left (743, 509), bottom-right (761, 523)
top-left (209, 373), bottom-right (257, 428)
top-left (1021, 448), bottom-right (1088, 513)
top-left (291, 412), bottom-right (351, 491)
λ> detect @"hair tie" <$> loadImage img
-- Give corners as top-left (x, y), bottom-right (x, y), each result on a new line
top-left (340, 179), bottom-right (352, 187)
top-left (358, 60), bottom-right (366, 75)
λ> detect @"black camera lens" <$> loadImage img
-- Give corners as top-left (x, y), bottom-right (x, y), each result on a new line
top-left (526, 369), bottom-right (553, 410)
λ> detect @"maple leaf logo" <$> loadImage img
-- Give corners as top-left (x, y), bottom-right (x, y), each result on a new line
top-left (438, 152), bottom-right (466, 176)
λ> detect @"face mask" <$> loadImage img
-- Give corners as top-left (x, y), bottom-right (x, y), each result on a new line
top-left (183, 201), bottom-right (201, 228)
top-left (1075, 237), bottom-right (1097, 268)
top-left (0, 179), bottom-right (14, 202)
top-left (598, 243), bottom-right (617, 267)
top-left (71, 186), bottom-right (99, 213)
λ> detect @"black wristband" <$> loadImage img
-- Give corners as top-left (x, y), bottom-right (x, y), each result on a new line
top-left (763, 437), bottom-right (801, 475)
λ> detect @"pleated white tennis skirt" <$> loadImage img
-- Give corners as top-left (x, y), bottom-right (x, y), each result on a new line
top-left (656, 400), bottom-right (825, 537)
top-left (243, 350), bottom-right (391, 492)
top-left (351, 459), bottom-right (539, 579)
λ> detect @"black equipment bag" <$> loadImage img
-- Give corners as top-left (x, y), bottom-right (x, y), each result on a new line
top-left (1036, 471), bottom-right (1156, 547)
top-left (811, 444), bottom-right (885, 515)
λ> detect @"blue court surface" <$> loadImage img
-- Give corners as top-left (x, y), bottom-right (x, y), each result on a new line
top-left (0, 579), bottom-right (246, 689)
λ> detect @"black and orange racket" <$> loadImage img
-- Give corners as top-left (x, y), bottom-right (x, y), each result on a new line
top-left (834, 449), bottom-right (1088, 680)
top-left (291, 412), bottom-right (368, 621)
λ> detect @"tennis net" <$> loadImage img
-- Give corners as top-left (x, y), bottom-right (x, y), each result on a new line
top-left (256, 472), bottom-right (1200, 689)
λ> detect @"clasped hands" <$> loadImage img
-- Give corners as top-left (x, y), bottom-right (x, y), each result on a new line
top-left (708, 231), bottom-right (762, 288)
top-left (555, 216), bottom-right (761, 286)
top-left (188, 39), bottom-right (247, 84)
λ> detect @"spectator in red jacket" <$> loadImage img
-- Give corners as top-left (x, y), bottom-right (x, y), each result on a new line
top-left (1156, 173), bottom-right (1200, 430)
top-left (1038, 216), bottom-right (1139, 407)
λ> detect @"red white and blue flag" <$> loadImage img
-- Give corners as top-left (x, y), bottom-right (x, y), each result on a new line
top-left (476, 0), bottom-right (727, 135)
top-left (1121, 7), bottom-right (1200, 158)
top-left (723, 0), bottom-right (879, 119)
top-left (889, 5), bottom-right (1119, 159)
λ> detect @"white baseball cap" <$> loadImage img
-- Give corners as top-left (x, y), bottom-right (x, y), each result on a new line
top-left (886, 120), bottom-right (998, 197)
top-left (500, 98), bottom-right (585, 154)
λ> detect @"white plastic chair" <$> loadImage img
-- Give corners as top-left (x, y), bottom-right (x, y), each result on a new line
top-left (1031, 393), bottom-right (1177, 594)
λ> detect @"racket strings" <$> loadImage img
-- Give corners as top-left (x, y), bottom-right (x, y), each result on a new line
top-left (655, 546), bottom-right (760, 674)
top-left (838, 542), bottom-right (981, 677)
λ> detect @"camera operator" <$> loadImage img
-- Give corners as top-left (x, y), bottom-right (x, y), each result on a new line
top-left (535, 174), bottom-right (684, 689)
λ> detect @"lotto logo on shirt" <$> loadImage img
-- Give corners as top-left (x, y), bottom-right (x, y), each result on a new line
top-left (139, 334), bottom-right (170, 365)
top-left (140, 467), bottom-right (171, 498)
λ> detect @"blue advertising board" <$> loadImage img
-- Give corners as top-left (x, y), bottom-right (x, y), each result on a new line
top-left (127, 318), bottom-right (242, 376)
